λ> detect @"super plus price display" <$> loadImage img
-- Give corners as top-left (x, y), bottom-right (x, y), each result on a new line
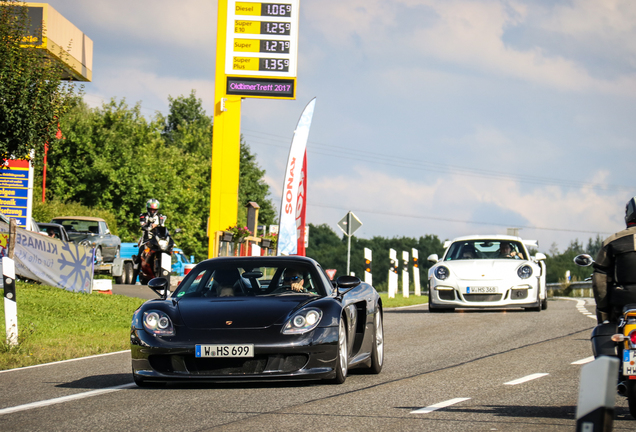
top-left (225, 1), bottom-right (299, 79)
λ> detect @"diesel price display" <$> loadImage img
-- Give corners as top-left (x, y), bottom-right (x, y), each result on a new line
top-left (235, 2), bottom-right (292, 17)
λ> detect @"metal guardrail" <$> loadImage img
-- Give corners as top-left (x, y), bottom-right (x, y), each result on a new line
top-left (547, 281), bottom-right (593, 290)
top-left (547, 281), bottom-right (593, 297)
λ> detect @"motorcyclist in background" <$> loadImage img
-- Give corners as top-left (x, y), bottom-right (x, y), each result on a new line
top-left (135, 198), bottom-right (166, 265)
top-left (592, 196), bottom-right (636, 323)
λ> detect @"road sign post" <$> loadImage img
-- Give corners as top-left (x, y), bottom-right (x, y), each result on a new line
top-left (338, 211), bottom-right (362, 276)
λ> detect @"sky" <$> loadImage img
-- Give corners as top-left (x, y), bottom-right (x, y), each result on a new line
top-left (43, 0), bottom-right (636, 254)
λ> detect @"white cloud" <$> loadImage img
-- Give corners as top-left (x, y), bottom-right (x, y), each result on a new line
top-left (85, 68), bottom-right (216, 116)
top-left (291, 163), bottom-right (624, 252)
top-left (68, 1), bottom-right (218, 48)
top-left (305, 0), bottom-right (636, 95)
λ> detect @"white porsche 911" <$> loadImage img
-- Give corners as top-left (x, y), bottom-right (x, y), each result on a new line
top-left (427, 235), bottom-right (547, 312)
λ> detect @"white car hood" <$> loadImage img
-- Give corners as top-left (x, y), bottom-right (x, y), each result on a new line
top-left (446, 259), bottom-right (523, 280)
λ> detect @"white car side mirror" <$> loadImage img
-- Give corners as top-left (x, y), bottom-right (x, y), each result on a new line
top-left (427, 254), bottom-right (439, 263)
top-left (534, 252), bottom-right (546, 261)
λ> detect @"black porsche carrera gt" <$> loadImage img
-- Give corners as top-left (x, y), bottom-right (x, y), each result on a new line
top-left (130, 256), bottom-right (384, 386)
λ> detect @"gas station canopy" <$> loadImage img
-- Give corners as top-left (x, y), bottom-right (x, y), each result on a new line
top-left (25, 3), bottom-right (93, 81)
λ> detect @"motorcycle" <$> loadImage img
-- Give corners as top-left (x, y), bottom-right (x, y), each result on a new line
top-left (136, 216), bottom-right (174, 285)
top-left (574, 253), bottom-right (636, 418)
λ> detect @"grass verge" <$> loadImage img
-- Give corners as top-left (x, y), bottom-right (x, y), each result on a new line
top-left (0, 282), bottom-right (145, 371)
top-left (379, 292), bottom-right (429, 308)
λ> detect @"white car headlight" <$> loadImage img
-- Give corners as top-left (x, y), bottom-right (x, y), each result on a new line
top-left (435, 266), bottom-right (450, 281)
top-left (282, 309), bottom-right (322, 334)
top-left (517, 265), bottom-right (533, 279)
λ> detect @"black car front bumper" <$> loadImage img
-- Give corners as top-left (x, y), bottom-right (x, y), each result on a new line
top-left (131, 325), bottom-right (340, 382)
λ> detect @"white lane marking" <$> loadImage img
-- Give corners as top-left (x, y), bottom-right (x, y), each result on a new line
top-left (0, 383), bottom-right (135, 416)
top-left (411, 397), bottom-right (471, 414)
top-left (556, 297), bottom-right (598, 321)
top-left (572, 356), bottom-right (595, 365)
top-left (0, 350), bottom-right (130, 374)
top-left (504, 373), bottom-right (549, 385)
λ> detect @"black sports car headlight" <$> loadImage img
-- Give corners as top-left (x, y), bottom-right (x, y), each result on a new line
top-left (517, 265), bottom-right (533, 279)
top-left (282, 309), bottom-right (323, 335)
top-left (143, 311), bottom-right (175, 336)
top-left (435, 266), bottom-right (450, 281)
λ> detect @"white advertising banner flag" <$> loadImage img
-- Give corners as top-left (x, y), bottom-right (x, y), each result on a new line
top-left (0, 222), bottom-right (93, 292)
top-left (277, 98), bottom-right (316, 255)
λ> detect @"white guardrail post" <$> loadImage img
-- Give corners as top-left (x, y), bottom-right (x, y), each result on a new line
top-left (388, 248), bottom-right (398, 298)
top-left (3, 256), bottom-right (17, 346)
top-left (402, 250), bottom-right (409, 298)
top-left (4, 219), bottom-right (18, 346)
top-left (576, 356), bottom-right (619, 432)
top-left (412, 248), bottom-right (421, 296)
top-left (364, 247), bottom-right (372, 285)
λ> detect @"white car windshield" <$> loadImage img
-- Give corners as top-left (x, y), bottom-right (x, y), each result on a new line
top-left (445, 240), bottom-right (525, 261)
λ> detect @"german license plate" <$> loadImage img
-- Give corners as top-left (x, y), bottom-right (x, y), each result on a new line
top-left (196, 344), bottom-right (254, 358)
top-left (623, 350), bottom-right (636, 375)
top-left (466, 286), bottom-right (497, 294)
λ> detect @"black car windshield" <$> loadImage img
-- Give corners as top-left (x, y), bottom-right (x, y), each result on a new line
top-left (444, 240), bottom-right (526, 261)
top-left (173, 261), bottom-right (325, 299)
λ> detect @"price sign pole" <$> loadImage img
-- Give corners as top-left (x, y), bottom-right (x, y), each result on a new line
top-left (209, 0), bottom-right (300, 258)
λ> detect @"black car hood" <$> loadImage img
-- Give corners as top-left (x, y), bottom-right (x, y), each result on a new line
top-left (177, 296), bottom-right (316, 329)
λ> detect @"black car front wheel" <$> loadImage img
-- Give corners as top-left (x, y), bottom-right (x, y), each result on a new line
top-left (331, 318), bottom-right (348, 384)
top-left (368, 308), bottom-right (384, 374)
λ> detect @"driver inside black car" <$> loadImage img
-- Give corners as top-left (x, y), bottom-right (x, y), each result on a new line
top-left (282, 269), bottom-right (306, 292)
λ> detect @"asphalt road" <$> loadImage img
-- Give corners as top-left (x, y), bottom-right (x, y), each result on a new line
top-left (1, 298), bottom-right (633, 431)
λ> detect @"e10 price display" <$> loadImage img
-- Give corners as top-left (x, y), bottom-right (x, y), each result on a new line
top-left (235, 2), bottom-right (292, 17)
top-left (234, 20), bottom-right (291, 35)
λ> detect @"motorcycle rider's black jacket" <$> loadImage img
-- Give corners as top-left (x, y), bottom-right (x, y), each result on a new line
top-left (593, 224), bottom-right (636, 313)
top-left (139, 212), bottom-right (165, 244)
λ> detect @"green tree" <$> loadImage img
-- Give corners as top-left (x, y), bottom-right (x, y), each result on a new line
top-left (238, 139), bottom-right (276, 229)
top-left (161, 90), bottom-right (212, 155)
top-left (37, 92), bottom-right (279, 262)
top-left (40, 98), bottom-right (212, 259)
top-left (0, 1), bottom-right (80, 162)
top-left (544, 238), bottom-right (598, 283)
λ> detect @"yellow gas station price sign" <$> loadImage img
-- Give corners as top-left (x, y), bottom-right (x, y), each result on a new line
top-left (225, 0), bottom-right (299, 83)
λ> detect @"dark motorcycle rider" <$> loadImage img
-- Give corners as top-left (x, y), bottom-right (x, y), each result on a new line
top-left (592, 196), bottom-right (636, 325)
top-left (134, 198), bottom-right (166, 266)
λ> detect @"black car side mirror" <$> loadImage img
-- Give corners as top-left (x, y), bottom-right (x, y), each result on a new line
top-left (148, 277), bottom-right (169, 299)
top-left (336, 275), bottom-right (361, 294)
